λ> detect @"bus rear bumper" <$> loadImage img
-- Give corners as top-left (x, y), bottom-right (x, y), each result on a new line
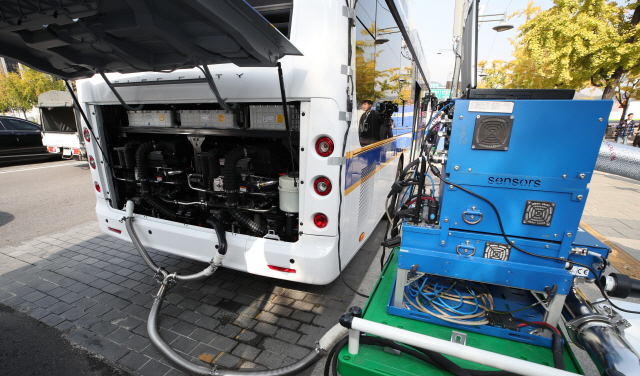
top-left (95, 199), bottom-right (341, 285)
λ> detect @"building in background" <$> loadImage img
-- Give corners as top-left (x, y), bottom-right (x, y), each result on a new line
top-left (0, 58), bottom-right (20, 74)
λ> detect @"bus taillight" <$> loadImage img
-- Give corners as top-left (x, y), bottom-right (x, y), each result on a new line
top-left (94, 181), bottom-right (101, 192)
top-left (314, 213), bottom-right (328, 228)
top-left (89, 156), bottom-right (96, 169)
top-left (83, 128), bottom-right (91, 142)
top-left (314, 177), bottom-right (332, 196)
top-left (315, 137), bottom-right (334, 157)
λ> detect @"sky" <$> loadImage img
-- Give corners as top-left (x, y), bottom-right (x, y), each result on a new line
top-left (412, 0), bottom-right (555, 85)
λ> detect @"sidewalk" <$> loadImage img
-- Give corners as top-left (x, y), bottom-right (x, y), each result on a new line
top-left (581, 170), bottom-right (640, 273)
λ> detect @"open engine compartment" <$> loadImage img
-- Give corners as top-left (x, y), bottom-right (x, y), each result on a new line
top-left (100, 103), bottom-right (301, 242)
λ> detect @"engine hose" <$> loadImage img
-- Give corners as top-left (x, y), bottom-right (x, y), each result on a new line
top-left (551, 334), bottom-right (565, 370)
top-left (134, 142), bottom-right (178, 219)
top-left (223, 147), bottom-right (267, 236)
top-left (124, 201), bottom-right (225, 281)
top-left (144, 196), bottom-right (177, 220)
top-left (135, 141), bottom-right (155, 196)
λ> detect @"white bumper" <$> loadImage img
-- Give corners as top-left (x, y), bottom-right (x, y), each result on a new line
top-left (95, 199), bottom-right (340, 285)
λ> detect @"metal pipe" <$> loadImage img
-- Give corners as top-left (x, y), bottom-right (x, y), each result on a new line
top-left (344, 317), bottom-right (577, 376)
top-left (562, 289), bottom-right (640, 375)
top-left (147, 273), bottom-right (346, 376)
top-left (595, 140), bottom-right (640, 181)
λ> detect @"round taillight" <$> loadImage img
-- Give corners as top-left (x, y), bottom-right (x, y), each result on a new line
top-left (314, 177), bottom-right (332, 196)
top-left (94, 181), bottom-right (101, 192)
top-left (313, 213), bottom-right (328, 228)
top-left (89, 156), bottom-right (96, 169)
top-left (83, 128), bottom-right (91, 143)
top-left (315, 137), bottom-right (334, 157)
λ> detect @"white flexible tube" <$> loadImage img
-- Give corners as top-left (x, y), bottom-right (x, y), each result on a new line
top-left (349, 317), bottom-right (577, 376)
top-left (318, 323), bottom-right (349, 351)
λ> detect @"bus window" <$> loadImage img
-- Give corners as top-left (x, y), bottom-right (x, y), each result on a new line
top-left (356, 0), bottom-right (378, 146)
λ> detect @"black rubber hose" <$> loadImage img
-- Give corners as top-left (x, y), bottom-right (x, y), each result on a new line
top-left (135, 141), bottom-right (155, 196)
top-left (223, 147), bottom-right (268, 236)
top-left (205, 217), bottom-right (227, 256)
top-left (134, 141), bottom-right (177, 219)
top-left (552, 333), bottom-right (565, 370)
top-left (324, 335), bottom-right (518, 376)
top-left (145, 196), bottom-right (177, 220)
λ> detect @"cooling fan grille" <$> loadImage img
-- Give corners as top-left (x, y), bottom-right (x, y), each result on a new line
top-left (522, 200), bottom-right (555, 227)
top-left (471, 115), bottom-right (514, 151)
top-left (483, 242), bottom-right (512, 261)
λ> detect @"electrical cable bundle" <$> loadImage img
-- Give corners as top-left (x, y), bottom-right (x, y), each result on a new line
top-left (404, 276), bottom-right (494, 326)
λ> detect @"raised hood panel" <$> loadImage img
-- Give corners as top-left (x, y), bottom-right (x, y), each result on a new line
top-left (0, 0), bottom-right (301, 80)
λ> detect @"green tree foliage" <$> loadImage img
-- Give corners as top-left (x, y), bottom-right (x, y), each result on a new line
top-left (0, 66), bottom-right (65, 117)
top-left (479, 0), bottom-right (640, 99)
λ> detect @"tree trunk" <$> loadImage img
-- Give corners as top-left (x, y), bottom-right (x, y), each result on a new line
top-left (621, 100), bottom-right (629, 121)
top-left (602, 67), bottom-right (625, 99)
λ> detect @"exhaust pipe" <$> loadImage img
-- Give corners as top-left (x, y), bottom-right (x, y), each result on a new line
top-left (595, 141), bottom-right (640, 181)
top-left (562, 289), bottom-right (640, 375)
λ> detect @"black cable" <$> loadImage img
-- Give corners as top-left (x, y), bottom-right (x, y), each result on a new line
top-left (324, 334), bottom-right (518, 376)
top-left (335, 2), bottom-right (368, 299)
top-left (98, 71), bottom-right (144, 111)
top-left (429, 165), bottom-right (640, 315)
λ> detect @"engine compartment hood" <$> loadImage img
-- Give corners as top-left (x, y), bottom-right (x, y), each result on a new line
top-left (0, 0), bottom-right (302, 80)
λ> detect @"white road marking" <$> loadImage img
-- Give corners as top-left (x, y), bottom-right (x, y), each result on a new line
top-left (0, 162), bottom-right (88, 174)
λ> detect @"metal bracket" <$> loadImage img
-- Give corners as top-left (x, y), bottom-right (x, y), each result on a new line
top-left (339, 111), bottom-right (352, 121)
top-left (439, 219), bottom-right (450, 246)
top-left (451, 331), bottom-right (467, 345)
top-left (341, 64), bottom-right (353, 76)
top-left (187, 136), bottom-right (205, 153)
top-left (328, 157), bottom-right (346, 166)
top-left (342, 6), bottom-right (355, 20)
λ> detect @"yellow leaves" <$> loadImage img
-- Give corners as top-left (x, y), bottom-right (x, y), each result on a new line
top-left (0, 66), bottom-right (65, 113)
top-left (481, 0), bottom-right (640, 96)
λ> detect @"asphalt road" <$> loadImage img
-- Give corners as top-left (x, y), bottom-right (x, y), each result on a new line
top-left (0, 303), bottom-right (128, 376)
top-left (0, 159), bottom-right (127, 375)
top-left (0, 159), bottom-right (97, 247)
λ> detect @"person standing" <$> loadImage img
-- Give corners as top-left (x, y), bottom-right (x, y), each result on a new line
top-left (358, 100), bottom-right (380, 146)
top-left (616, 113), bottom-right (635, 145)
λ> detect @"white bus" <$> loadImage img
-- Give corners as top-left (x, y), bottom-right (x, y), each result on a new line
top-left (0, 0), bottom-right (430, 284)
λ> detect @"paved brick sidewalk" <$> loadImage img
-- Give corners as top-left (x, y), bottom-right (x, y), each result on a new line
top-left (582, 170), bottom-right (640, 261)
top-left (0, 220), bottom-right (385, 375)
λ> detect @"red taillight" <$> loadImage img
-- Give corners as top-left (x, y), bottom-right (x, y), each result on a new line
top-left (89, 156), bottom-right (96, 169)
top-left (315, 137), bottom-right (334, 157)
top-left (108, 227), bottom-right (121, 234)
top-left (268, 265), bottom-right (296, 273)
top-left (314, 177), bottom-right (332, 196)
top-left (47, 146), bottom-right (58, 153)
top-left (314, 213), bottom-right (328, 228)
top-left (72, 149), bottom-right (82, 155)
top-left (94, 181), bottom-right (101, 192)
top-left (83, 128), bottom-right (90, 143)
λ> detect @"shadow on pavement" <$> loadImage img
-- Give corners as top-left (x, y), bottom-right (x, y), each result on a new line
top-left (0, 211), bottom-right (14, 227)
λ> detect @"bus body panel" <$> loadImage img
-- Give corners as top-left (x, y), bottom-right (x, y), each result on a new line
top-left (75, 0), bottom-right (428, 285)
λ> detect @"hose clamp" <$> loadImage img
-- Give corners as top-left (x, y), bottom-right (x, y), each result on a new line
top-left (154, 268), bottom-right (169, 284)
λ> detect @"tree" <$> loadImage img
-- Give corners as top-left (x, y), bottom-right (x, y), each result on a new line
top-left (479, 0), bottom-right (640, 99)
top-left (615, 73), bottom-right (640, 119)
top-left (0, 66), bottom-right (65, 118)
